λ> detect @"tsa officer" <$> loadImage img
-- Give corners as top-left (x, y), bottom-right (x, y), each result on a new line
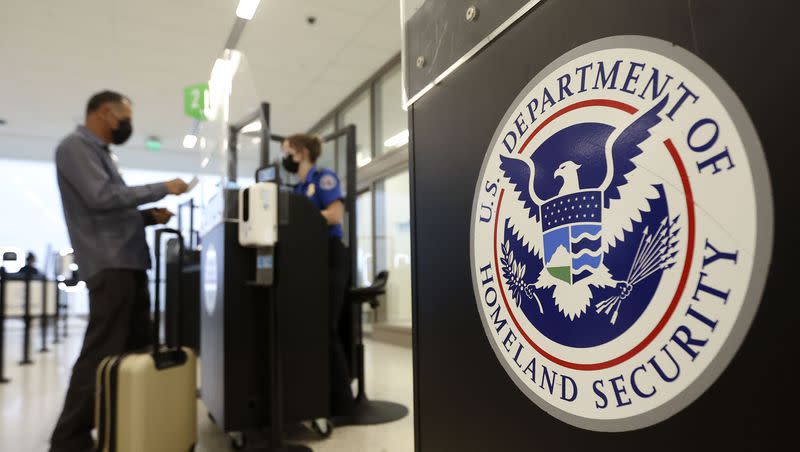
top-left (282, 133), bottom-right (355, 417)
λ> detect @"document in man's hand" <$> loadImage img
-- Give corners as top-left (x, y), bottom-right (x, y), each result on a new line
top-left (187, 176), bottom-right (199, 191)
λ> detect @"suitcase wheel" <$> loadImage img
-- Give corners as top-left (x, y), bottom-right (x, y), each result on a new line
top-left (311, 418), bottom-right (333, 438)
top-left (229, 432), bottom-right (247, 450)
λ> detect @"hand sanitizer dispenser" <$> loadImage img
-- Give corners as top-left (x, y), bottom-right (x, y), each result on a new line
top-left (238, 182), bottom-right (278, 247)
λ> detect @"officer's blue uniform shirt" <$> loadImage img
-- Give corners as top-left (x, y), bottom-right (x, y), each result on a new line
top-left (294, 166), bottom-right (344, 239)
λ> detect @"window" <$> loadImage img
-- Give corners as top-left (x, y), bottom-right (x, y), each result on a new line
top-left (341, 90), bottom-right (373, 168)
top-left (303, 59), bottom-right (412, 327)
top-left (375, 65), bottom-right (408, 155)
top-left (0, 159), bottom-right (71, 272)
top-left (375, 171), bottom-right (411, 325)
top-left (312, 120), bottom-right (336, 172)
top-left (0, 158), bottom-right (216, 315)
top-left (356, 191), bottom-right (373, 287)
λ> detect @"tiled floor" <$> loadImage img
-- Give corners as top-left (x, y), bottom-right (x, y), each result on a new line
top-left (0, 320), bottom-right (414, 452)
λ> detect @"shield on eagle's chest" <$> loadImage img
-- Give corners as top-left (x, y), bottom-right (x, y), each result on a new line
top-left (541, 190), bottom-right (603, 285)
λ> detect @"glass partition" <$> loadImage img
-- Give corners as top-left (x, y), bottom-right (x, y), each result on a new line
top-left (312, 120), bottom-right (337, 173)
top-left (341, 90), bottom-right (373, 167)
top-left (375, 171), bottom-right (411, 325)
top-left (356, 190), bottom-right (374, 287)
top-left (375, 65), bottom-right (408, 155)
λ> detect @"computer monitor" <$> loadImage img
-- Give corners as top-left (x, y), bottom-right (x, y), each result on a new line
top-left (255, 165), bottom-right (278, 183)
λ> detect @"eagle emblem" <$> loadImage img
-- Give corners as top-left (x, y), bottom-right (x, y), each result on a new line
top-left (470, 36), bottom-right (769, 430)
top-left (498, 96), bottom-right (680, 336)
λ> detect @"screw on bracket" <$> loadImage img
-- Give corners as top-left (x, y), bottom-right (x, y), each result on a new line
top-left (466, 5), bottom-right (479, 22)
top-left (416, 56), bottom-right (426, 68)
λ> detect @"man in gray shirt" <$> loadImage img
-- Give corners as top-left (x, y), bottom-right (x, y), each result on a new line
top-left (50, 91), bottom-right (189, 452)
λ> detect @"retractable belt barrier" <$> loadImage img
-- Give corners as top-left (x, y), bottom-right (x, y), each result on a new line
top-left (0, 267), bottom-right (9, 383)
top-left (38, 277), bottom-right (51, 353)
top-left (0, 268), bottom-right (64, 380)
top-left (18, 273), bottom-right (33, 365)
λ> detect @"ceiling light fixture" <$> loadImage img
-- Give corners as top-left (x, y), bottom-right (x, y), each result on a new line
top-left (241, 121), bottom-right (262, 134)
top-left (222, 48), bottom-right (242, 77)
top-left (236, 0), bottom-right (261, 20)
top-left (210, 58), bottom-right (232, 89)
top-left (183, 134), bottom-right (198, 149)
top-left (206, 50), bottom-right (241, 121)
top-left (383, 129), bottom-right (410, 149)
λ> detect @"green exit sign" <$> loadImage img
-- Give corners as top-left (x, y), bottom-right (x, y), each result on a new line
top-left (145, 137), bottom-right (162, 151)
top-left (184, 83), bottom-right (209, 121)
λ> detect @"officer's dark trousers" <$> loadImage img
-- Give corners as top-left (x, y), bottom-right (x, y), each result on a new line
top-left (50, 269), bottom-right (153, 452)
top-left (329, 238), bottom-right (356, 416)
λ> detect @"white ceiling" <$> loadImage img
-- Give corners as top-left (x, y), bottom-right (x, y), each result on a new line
top-left (0, 0), bottom-right (401, 172)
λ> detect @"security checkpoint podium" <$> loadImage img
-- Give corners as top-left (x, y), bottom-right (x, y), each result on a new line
top-left (200, 181), bottom-right (329, 450)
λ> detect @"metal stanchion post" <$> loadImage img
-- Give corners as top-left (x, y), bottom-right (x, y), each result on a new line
top-left (62, 288), bottom-right (68, 339)
top-left (20, 273), bottom-right (33, 365)
top-left (245, 284), bottom-right (312, 452)
top-left (39, 278), bottom-right (50, 353)
top-left (0, 267), bottom-right (10, 383)
top-left (52, 281), bottom-right (61, 344)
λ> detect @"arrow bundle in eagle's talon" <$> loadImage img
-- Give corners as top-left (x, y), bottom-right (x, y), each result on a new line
top-left (595, 215), bottom-right (681, 324)
top-left (631, 216), bottom-right (680, 286)
top-left (596, 296), bottom-right (619, 313)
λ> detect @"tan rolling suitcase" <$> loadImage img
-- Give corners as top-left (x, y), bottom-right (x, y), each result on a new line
top-left (95, 228), bottom-right (197, 452)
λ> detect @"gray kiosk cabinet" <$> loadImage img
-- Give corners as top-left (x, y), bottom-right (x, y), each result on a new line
top-left (200, 188), bottom-right (329, 433)
top-left (407, 1), bottom-right (794, 450)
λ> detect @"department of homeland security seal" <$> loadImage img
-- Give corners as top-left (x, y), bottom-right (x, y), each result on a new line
top-left (469, 36), bottom-right (772, 431)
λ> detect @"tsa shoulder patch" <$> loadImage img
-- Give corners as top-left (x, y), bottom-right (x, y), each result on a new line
top-left (469, 36), bottom-right (773, 432)
top-left (319, 172), bottom-right (338, 191)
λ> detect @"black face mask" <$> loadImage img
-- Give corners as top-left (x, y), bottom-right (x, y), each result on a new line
top-left (282, 155), bottom-right (299, 174)
top-left (111, 118), bottom-right (133, 145)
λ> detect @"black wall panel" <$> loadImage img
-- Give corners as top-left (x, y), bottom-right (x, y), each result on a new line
top-left (409, 1), bottom-right (798, 450)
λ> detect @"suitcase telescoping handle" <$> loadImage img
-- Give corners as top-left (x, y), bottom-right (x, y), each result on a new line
top-left (177, 199), bottom-right (199, 249)
top-left (153, 227), bottom-right (187, 370)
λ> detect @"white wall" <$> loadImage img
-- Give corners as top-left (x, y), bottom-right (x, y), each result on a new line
top-left (0, 157), bottom-right (227, 314)
top-left (0, 157), bottom-right (220, 259)
top-left (0, 158), bottom-right (71, 265)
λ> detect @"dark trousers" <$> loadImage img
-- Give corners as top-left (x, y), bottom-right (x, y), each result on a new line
top-left (50, 269), bottom-right (153, 452)
top-left (329, 238), bottom-right (356, 416)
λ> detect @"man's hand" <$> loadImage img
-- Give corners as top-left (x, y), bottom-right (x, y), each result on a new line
top-left (165, 178), bottom-right (189, 195)
top-left (149, 208), bottom-right (174, 225)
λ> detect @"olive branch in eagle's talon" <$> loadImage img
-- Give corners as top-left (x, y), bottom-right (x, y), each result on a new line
top-left (501, 241), bottom-right (544, 314)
